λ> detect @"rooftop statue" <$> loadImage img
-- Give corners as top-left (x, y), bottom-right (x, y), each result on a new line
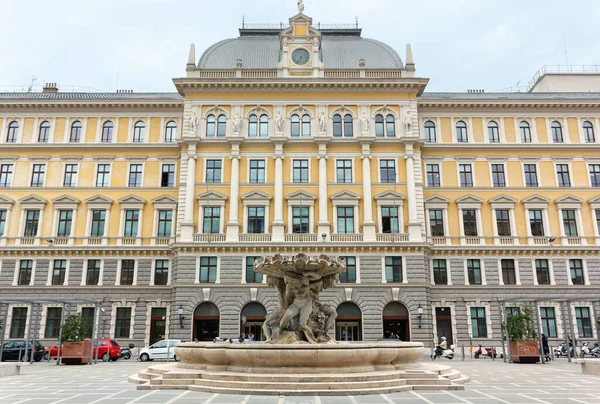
top-left (297, 0), bottom-right (305, 14)
top-left (253, 253), bottom-right (345, 344)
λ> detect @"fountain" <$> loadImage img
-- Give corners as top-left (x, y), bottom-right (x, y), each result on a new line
top-left (130, 253), bottom-right (468, 395)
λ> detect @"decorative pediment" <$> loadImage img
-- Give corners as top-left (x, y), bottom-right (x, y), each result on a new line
top-left (285, 191), bottom-right (317, 201)
top-left (489, 195), bottom-right (517, 204)
top-left (85, 195), bottom-right (114, 205)
top-left (455, 195), bottom-right (483, 204)
top-left (330, 191), bottom-right (361, 201)
top-left (374, 191), bottom-right (406, 201)
top-left (554, 195), bottom-right (583, 204)
top-left (152, 195), bottom-right (178, 204)
top-left (424, 195), bottom-right (450, 204)
top-left (51, 195), bottom-right (81, 205)
top-left (197, 191), bottom-right (228, 201)
top-left (18, 195), bottom-right (47, 205)
top-left (588, 196), bottom-right (600, 208)
top-left (521, 194), bottom-right (550, 204)
top-left (0, 195), bottom-right (15, 205)
top-left (118, 195), bottom-right (147, 205)
top-left (241, 191), bottom-right (272, 201)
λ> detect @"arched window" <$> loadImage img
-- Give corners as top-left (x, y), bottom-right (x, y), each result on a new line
top-left (291, 115), bottom-right (300, 137)
top-left (164, 120), bottom-right (177, 143)
top-left (69, 120), bottom-right (82, 143)
top-left (249, 114), bottom-right (268, 137)
top-left (302, 114), bottom-right (311, 137)
top-left (291, 114), bottom-right (311, 137)
top-left (333, 114), bottom-right (342, 137)
top-left (101, 121), bottom-right (113, 143)
top-left (38, 121), bottom-right (50, 143)
top-left (551, 121), bottom-right (563, 143)
top-left (375, 114), bottom-right (396, 137)
top-left (519, 121), bottom-right (531, 143)
top-left (206, 115), bottom-right (216, 137)
top-left (456, 120), bottom-right (468, 142)
top-left (217, 115), bottom-right (226, 137)
top-left (6, 121), bottom-right (19, 143)
top-left (248, 114), bottom-right (258, 137)
top-left (375, 115), bottom-right (385, 137)
top-left (583, 121), bottom-right (595, 143)
top-left (132, 120), bottom-right (145, 142)
top-left (386, 114), bottom-right (395, 137)
top-left (259, 114), bottom-right (268, 137)
top-left (343, 114), bottom-right (353, 137)
top-left (424, 120), bottom-right (436, 142)
top-left (487, 121), bottom-right (499, 143)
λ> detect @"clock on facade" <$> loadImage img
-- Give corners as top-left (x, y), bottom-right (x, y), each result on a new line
top-left (291, 48), bottom-right (310, 65)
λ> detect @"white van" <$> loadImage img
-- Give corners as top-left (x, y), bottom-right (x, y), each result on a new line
top-left (139, 339), bottom-right (183, 362)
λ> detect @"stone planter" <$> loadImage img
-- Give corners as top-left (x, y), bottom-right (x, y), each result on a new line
top-left (60, 340), bottom-right (92, 365)
top-left (509, 340), bottom-right (540, 363)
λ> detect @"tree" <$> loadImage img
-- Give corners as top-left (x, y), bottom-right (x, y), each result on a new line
top-left (506, 305), bottom-right (537, 341)
top-left (60, 314), bottom-right (93, 343)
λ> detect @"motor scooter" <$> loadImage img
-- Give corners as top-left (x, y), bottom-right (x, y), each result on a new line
top-left (474, 344), bottom-right (498, 359)
top-left (120, 347), bottom-right (132, 360)
top-left (432, 345), bottom-right (454, 360)
top-left (554, 343), bottom-right (574, 358)
top-left (581, 342), bottom-right (591, 358)
top-left (590, 343), bottom-right (600, 358)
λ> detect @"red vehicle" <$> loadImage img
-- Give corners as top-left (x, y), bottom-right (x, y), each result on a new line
top-left (474, 344), bottom-right (498, 359)
top-left (48, 338), bottom-right (121, 362)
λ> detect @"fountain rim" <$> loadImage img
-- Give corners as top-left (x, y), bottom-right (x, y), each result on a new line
top-left (176, 341), bottom-right (424, 350)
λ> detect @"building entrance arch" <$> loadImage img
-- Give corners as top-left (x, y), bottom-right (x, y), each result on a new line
top-left (193, 302), bottom-right (220, 342)
top-left (335, 302), bottom-right (362, 342)
top-left (383, 302), bottom-right (410, 341)
top-left (241, 302), bottom-right (267, 341)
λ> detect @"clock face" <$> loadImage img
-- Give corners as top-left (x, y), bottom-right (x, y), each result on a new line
top-left (292, 48), bottom-right (310, 65)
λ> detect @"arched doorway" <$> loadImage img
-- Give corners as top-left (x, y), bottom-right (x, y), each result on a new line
top-left (335, 302), bottom-right (362, 341)
top-left (383, 302), bottom-right (410, 341)
top-left (193, 302), bottom-right (219, 342)
top-left (241, 302), bottom-right (267, 341)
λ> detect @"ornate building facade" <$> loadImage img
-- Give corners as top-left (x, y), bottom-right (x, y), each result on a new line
top-left (1, 8), bottom-right (599, 349)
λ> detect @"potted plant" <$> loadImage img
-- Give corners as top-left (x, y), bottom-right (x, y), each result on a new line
top-left (59, 314), bottom-right (93, 365)
top-left (506, 305), bottom-right (540, 363)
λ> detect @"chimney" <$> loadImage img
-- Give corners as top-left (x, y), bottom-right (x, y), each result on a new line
top-left (43, 82), bottom-right (58, 93)
top-left (405, 44), bottom-right (415, 77)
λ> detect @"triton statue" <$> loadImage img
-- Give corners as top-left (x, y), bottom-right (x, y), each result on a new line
top-left (253, 253), bottom-right (345, 344)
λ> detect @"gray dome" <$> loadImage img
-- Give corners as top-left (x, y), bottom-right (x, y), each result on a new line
top-left (198, 35), bottom-right (404, 70)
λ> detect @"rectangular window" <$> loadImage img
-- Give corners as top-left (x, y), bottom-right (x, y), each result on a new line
top-left (540, 307), bottom-right (557, 338)
top-left (339, 256), bottom-right (356, 283)
top-left (501, 259), bottom-right (517, 285)
top-left (249, 160), bottom-right (266, 183)
top-left (63, 164), bottom-right (78, 187)
top-left (575, 307), bottom-right (593, 338)
top-left (202, 207), bottom-right (221, 234)
top-left (535, 259), bottom-right (550, 285)
top-left (24, 210), bottom-right (40, 237)
top-left (86, 259), bottom-right (101, 285)
top-left (128, 164), bottom-right (143, 187)
top-left (18, 260), bottom-right (33, 285)
top-left (56, 210), bottom-right (73, 237)
top-left (123, 210), bottom-right (139, 237)
top-left (157, 210), bottom-right (172, 237)
top-left (51, 259), bottom-right (67, 285)
top-left (590, 164), bottom-right (600, 187)
top-left (462, 209), bottom-right (478, 237)
top-left (458, 164), bottom-right (473, 187)
top-left (470, 307), bottom-right (487, 338)
top-left (506, 306), bottom-right (521, 317)
top-left (381, 206), bottom-right (399, 234)
top-left (432, 259), bottom-right (447, 285)
top-left (114, 308), bottom-right (132, 338)
top-left (529, 210), bottom-right (545, 237)
top-left (10, 307), bottom-right (28, 339)
top-left (292, 160), bottom-right (309, 183)
top-left (426, 164), bottom-right (440, 187)
top-left (205, 160), bottom-right (222, 183)
top-left (520, 124), bottom-right (532, 143)
top-left (379, 160), bottom-right (396, 183)
top-left (495, 210), bottom-right (511, 236)
top-left (30, 164), bottom-right (45, 187)
top-left (336, 207), bottom-right (354, 234)
top-left (247, 207), bottom-right (265, 234)
top-left (562, 210), bottom-right (578, 237)
top-left (154, 260), bottom-right (169, 285)
top-left (161, 164), bottom-right (175, 187)
top-left (488, 123), bottom-right (500, 143)
top-left (336, 159), bottom-right (353, 183)
top-left (467, 259), bottom-right (482, 285)
top-left (491, 164), bottom-right (506, 187)
top-left (570, 259), bottom-right (585, 285)
top-left (96, 164), bottom-right (111, 187)
top-left (0, 164), bottom-right (13, 187)
top-left (81, 307), bottom-right (95, 338)
top-left (90, 210), bottom-right (106, 237)
top-left (556, 164), bottom-right (571, 187)
top-left (120, 260), bottom-right (135, 285)
top-left (199, 257), bottom-right (217, 283)
top-left (597, 210), bottom-right (600, 236)
top-left (245, 256), bottom-right (263, 283)
top-left (44, 307), bottom-right (62, 338)
top-left (0, 209), bottom-right (6, 237)
top-left (385, 256), bottom-right (403, 283)
top-left (429, 209), bottom-right (444, 236)
top-left (292, 207), bottom-right (310, 234)
top-left (523, 164), bottom-right (538, 187)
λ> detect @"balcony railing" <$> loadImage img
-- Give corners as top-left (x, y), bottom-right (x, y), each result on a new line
top-left (239, 234), bottom-right (272, 242)
top-left (330, 233), bottom-right (364, 243)
top-left (153, 237), bottom-right (175, 246)
top-left (193, 234), bottom-right (226, 243)
top-left (18, 237), bottom-right (37, 246)
top-left (285, 234), bottom-right (319, 242)
top-left (86, 237), bottom-right (105, 246)
top-left (53, 237), bottom-right (70, 246)
top-left (463, 236), bottom-right (482, 245)
top-left (376, 233), bottom-right (409, 242)
top-left (120, 237), bottom-right (139, 246)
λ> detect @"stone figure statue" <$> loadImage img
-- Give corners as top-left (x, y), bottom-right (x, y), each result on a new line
top-left (189, 112), bottom-right (198, 134)
top-left (274, 111), bottom-right (284, 133)
top-left (360, 113), bottom-right (370, 134)
top-left (232, 114), bottom-right (241, 134)
top-left (404, 110), bottom-right (413, 134)
top-left (254, 253), bottom-right (346, 344)
top-left (318, 112), bottom-right (327, 133)
top-left (297, 0), bottom-right (304, 13)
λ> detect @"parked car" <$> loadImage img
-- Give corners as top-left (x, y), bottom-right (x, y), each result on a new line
top-left (48, 338), bottom-right (121, 362)
top-left (1, 341), bottom-right (46, 362)
top-left (139, 339), bottom-right (183, 362)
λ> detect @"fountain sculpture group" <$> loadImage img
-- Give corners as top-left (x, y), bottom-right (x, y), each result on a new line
top-left (130, 253), bottom-right (468, 395)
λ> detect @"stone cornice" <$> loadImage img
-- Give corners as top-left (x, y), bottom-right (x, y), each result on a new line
top-left (418, 99), bottom-right (600, 110)
top-left (0, 100), bottom-right (183, 110)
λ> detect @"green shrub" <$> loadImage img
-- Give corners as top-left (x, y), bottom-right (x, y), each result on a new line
top-left (61, 314), bottom-right (93, 343)
top-left (506, 305), bottom-right (537, 341)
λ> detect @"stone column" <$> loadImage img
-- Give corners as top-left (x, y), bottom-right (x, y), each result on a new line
top-left (180, 143), bottom-right (197, 242)
top-left (272, 155), bottom-right (285, 241)
top-left (361, 155), bottom-right (376, 241)
top-left (316, 140), bottom-right (330, 240)
top-left (405, 144), bottom-right (422, 241)
top-left (226, 156), bottom-right (241, 241)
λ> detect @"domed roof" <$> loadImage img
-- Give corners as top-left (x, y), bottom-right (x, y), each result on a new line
top-left (198, 35), bottom-right (404, 70)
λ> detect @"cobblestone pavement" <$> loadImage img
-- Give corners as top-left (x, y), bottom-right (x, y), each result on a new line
top-left (0, 358), bottom-right (598, 403)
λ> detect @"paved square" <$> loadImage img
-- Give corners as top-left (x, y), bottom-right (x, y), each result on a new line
top-left (0, 358), bottom-right (598, 403)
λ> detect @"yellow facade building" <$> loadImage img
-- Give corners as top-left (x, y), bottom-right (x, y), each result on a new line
top-left (1, 7), bottom-right (599, 350)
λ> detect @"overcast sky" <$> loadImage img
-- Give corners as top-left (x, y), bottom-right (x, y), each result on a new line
top-left (2, 0), bottom-right (599, 93)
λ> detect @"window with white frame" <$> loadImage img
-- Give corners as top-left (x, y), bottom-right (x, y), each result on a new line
top-left (0, 209), bottom-right (7, 237)
top-left (0, 164), bottom-right (13, 187)
top-left (245, 256), bottom-right (263, 283)
top-left (523, 164), bottom-right (538, 187)
top-left (51, 259), bottom-right (67, 285)
top-left (488, 121), bottom-right (500, 143)
top-left (551, 121), bottom-right (564, 143)
top-left (429, 209), bottom-right (445, 236)
top-left (205, 159), bottom-right (222, 183)
top-left (458, 164), bottom-right (473, 187)
top-left (249, 160), bottom-right (266, 183)
top-left (529, 209), bottom-right (545, 236)
top-left (375, 114), bottom-right (395, 137)
top-left (206, 114), bottom-right (226, 137)
top-left (154, 260), bottom-right (169, 285)
top-left (199, 257), bottom-right (218, 283)
top-left (44, 307), bottom-right (62, 338)
top-left (203, 207), bottom-right (221, 234)
top-left (426, 164), bottom-right (440, 187)
top-left (470, 307), bottom-right (488, 337)
top-left (248, 114), bottom-right (269, 138)
top-left (10, 307), bottom-right (28, 338)
top-left (583, 121), bottom-right (596, 143)
top-left (589, 164), bottom-right (600, 187)
top-left (535, 259), bottom-right (551, 285)
top-left (333, 114), bottom-right (353, 137)
top-left (86, 259), bottom-right (101, 285)
top-left (570, 259), bottom-right (585, 285)
top-left (456, 120), bottom-right (468, 142)
top-left (6, 121), bottom-right (19, 143)
top-left (160, 164), bottom-right (175, 187)
top-left (292, 159), bottom-right (309, 183)
top-left (247, 207), bottom-right (266, 234)
top-left (69, 121), bottom-right (82, 143)
top-left (520, 121), bottom-right (532, 143)
top-left (291, 207), bottom-right (310, 234)
top-left (101, 121), bottom-right (113, 143)
top-left (381, 206), bottom-right (399, 234)
top-left (339, 256), bottom-right (356, 283)
top-left (467, 259), bottom-right (482, 285)
top-left (336, 159), bottom-right (353, 183)
top-left (120, 259), bottom-right (135, 285)
top-left (96, 164), bottom-right (111, 187)
top-left (156, 210), bottom-right (172, 237)
top-left (385, 256), bottom-right (403, 283)
top-left (164, 120), bottom-right (177, 143)
top-left (501, 259), bottom-right (517, 285)
top-left (17, 260), bottom-right (33, 285)
top-left (30, 164), bottom-right (45, 187)
top-left (128, 164), bottom-right (143, 187)
top-left (114, 307), bottom-right (132, 338)
top-left (132, 120), bottom-right (145, 142)
top-left (495, 210), bottom-right (511, 236)
top-left (432, 259), bottom-right (447, 285)
top-left (562, 209), bottom-right (579, 237)
top-left (23, 210), bottom-right (40, 237)
top-left (90, 210), bottom-right (106, 237)
top-left (336, 207), bottom-right (355, 234)
top-left (123, 210), bottom-right (139, 237)
top-left (540, 307), bottom-right (557, 337)
top-left (462, 209), bottom-right (478, 236)
top-left (491, 164), bottom-right (506, 187)
top-left (424, 120), bottom-right (436, 142)
top-left (379, 159), bottom-right (396, 183)
top-left (63, 164), bottom-right (78, 187)
top-left (56, 210), bottom-right (73, 237)
top-left (291, 114), bottom-right (311, 137)
top-left (38, 121), bottom-right (51, 143)
top-left (556, 164), bottom-right (571, 187)
top-left (575, 307), bottom-right (593, 337)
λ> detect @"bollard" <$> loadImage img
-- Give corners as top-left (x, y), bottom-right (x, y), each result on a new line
top-left (166, 342), bottom-right (171, 363)
top-left (462, 344), bottom-right (465, 361)
top-left (492, 346), bottom-right (495, 361)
